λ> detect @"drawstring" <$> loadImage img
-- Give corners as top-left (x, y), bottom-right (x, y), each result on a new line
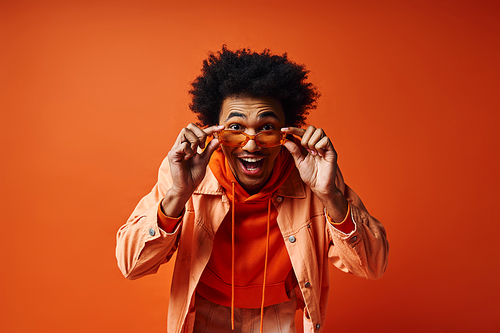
top-left (229, 182), bottom-right (271, 333)
top-left (259, 198), bottom-right (271, 333)
top-left (231, 181), bottom-right (235, 331)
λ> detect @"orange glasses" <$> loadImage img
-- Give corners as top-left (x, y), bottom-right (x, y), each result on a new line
top-left (215, 130), bottom-right (286, 148)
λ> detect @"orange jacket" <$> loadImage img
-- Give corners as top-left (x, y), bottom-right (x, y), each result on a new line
top-left (116, 158), bottom-right (389, 333)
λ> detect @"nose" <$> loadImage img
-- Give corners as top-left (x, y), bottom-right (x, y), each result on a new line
top-left (241, 137), bottom-right (261, 152)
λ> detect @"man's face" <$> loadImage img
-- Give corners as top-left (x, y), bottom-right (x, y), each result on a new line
top-left (218, 95), bottom-right (286, 195)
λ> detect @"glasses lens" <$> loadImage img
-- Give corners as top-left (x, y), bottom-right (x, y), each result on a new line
top-left (218, 130), bottom-right (283, 147)
top-left (220, 131), bottom-right (247, 146)
top-left (256, 131), bottom-right (283, 147)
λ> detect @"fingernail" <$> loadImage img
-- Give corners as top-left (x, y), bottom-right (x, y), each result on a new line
top-left (281, 127), bottom-right (289, 131)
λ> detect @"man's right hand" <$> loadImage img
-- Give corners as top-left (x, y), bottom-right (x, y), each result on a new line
top-left (161, 124), bottom-right (223, 217)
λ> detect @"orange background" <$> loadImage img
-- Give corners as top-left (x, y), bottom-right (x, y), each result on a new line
top-left (1, 0), bottom-right (499, 332)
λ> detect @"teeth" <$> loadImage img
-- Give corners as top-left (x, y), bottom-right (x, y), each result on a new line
top-left (241, 157), bottom-right (264, 163)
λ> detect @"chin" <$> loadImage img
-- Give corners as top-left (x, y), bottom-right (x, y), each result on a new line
top-left (237, 175), bottom-right (269, 194)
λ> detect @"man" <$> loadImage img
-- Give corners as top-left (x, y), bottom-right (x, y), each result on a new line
top-left (116, 46), bottom-right (388, 333)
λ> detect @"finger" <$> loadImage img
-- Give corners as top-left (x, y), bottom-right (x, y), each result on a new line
top-left (281, 127), bottom-right (306, 138)
top-left (281, 127), bottom-right (315, 155)
top-left (282, 138), bottom-right (305, 165)
top-left (186, 123), bottom-right (209, 149)
top-left (301, 126), bottom-right (317, 149)
top-left (180, 142), bottom-right (196, 160)
top-left (201, 138), bottom-right (221, 161)
top-left (169, 141), bottom-right (195, 162)
top-left (187, 124), bottom-right (225, 149)
top-left (176, 127), bottom-right (195, 145)
top-left (180, 128), bottom-right (202, 153)
top-left (307, 128), bottom-right (326, 153)
top-left (314, 136), bottom-right (330, 157)
top-left (309, 128), bottom-right (325, 146)
top-left (301, 126), bottom-right (318, 155)
top-left (204, 124), bottom-right (225, 136)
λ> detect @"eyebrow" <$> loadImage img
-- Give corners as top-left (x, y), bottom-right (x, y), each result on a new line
top-left (225, 112), bottom-right (246, 122)
top-left (258, 111), bottom-right (280, 120)
top-left (224, 111), bottom-right (280, 122)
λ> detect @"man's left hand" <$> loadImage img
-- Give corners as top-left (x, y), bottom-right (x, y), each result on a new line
top-left (281, 126), bottom-right (338, 197)
top-left (281, 126), bottom-right (348, 222)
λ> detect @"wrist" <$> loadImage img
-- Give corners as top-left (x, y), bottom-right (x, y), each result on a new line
top-left (316, 189), bottom-right (349, 223)
top-left (168, 185), bottom-right (193, 202)
top-left (313, 186), bottom-right (342, 204)
top-left (161, 189), bottom-right (190, 218)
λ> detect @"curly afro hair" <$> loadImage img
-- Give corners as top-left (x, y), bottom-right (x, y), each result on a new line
top-left (189, 45), bottom-right (320, 128)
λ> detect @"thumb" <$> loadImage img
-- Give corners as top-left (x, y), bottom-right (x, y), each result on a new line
top-left (201, 138), bottom-right (220, 162)
top-left (282, 139), bottom-right (305, 164)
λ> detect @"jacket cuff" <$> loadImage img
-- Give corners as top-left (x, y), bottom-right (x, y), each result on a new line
top-left (157, 201), bottom-right (184, 233)
top-left (325, 205), bottom-right (356, 234)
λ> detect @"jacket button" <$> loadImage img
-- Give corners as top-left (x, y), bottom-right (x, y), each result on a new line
top-left (316, 324), bottom-right (321, 330)
top-left (304, 282), bottom-right (311, 288)
top-left (149, 228), bottom-right (156, 236)
top-left (288, 235), bottom-right (296, 243)
top-left (350, 236), bottom-right (358, 243)
top-left (276, 196), bottom-right (283, 203)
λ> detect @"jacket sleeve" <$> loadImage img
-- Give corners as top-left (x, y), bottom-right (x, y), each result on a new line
top-left (327, 169), bottom-right (389, 279)
top-left (115, 157), bottom-right (182, 280)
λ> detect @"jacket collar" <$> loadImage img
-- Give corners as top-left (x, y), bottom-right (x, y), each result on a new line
top-left (194, 166), bottom-right (306, 199)
top-left (193, 166), bottom-right (225, 196)
top-left (275, 168), bottom-right (306, 198)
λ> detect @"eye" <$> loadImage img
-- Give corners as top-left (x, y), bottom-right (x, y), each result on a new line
top-left (261, 124), bottom-right (276, 131)
top-left (228, 123), bottom-right (243, 131)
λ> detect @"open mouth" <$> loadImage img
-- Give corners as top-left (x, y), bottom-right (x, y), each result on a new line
top-left (238, 157), bottom-right (265, 174)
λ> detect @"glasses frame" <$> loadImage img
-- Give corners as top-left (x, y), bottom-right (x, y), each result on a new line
top-left (215, 129), bottom-right (287, 148)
